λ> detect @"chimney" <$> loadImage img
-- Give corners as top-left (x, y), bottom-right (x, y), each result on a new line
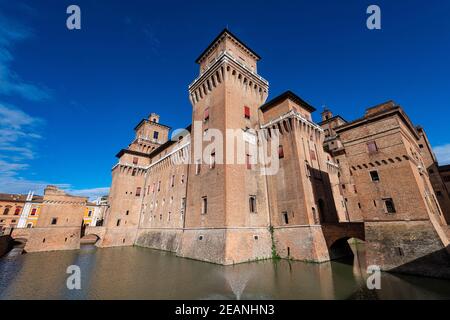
top-left (149, 113), bottom-right (160, 123)
top-left (321, 107), bottom-right (333, 122)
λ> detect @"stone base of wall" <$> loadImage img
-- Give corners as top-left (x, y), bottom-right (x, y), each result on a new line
top-left (177, 229), bottom-right (227, 264)
top-left (24, 227), bottom-right (81, 252)
top-left (273, 225), bottom-right (330, 262)
top-left (177, 228), bottom-right (272, 265)
top-left (223, 228), bottom-right (272, 264)
top-left (98, 227), bottom-right (137, 248)
top-left (135, 228), bottom-right (182, 253)
top-left (365, 220), bottom-right (450, 279)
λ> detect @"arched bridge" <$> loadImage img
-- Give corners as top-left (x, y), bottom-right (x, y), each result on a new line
top-left (321, 222), bottom-right (365, 260)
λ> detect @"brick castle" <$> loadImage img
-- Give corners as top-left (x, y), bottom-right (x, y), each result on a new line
top-left (4, 29), bottom-right (450, 278)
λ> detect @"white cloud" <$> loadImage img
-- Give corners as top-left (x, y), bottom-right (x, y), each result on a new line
top-left (0, 8), bottom-right (107, 201)
top-left (434, 144), bottom-right (450, 165)
top-left (0, 103), bottom-right (43, 164)
top-left (0, 175), bottom-right (68, 195)
top-left (68, 187), bottom-right (110, 200)
top-left (0, 174), bottom-right (109, 201)
top-left (0, 11), bottom-right (51, 101)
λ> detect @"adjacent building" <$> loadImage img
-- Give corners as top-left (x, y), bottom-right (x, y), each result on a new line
top-left (0, 192), bottom-right (43, 234)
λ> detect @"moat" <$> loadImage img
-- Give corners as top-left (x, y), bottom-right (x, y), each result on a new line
top-left (1, 244), bottom-right (449, 300)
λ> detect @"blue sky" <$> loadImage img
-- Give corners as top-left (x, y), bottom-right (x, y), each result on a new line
top-left (0, 0), bottom-right (449, 198)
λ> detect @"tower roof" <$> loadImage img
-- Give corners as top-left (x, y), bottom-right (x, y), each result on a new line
top-left (195, 28), bottom-right (261, 64)
top-left (260, 90), bottom-right (316, 113)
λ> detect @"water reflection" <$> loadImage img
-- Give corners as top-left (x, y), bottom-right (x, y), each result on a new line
top-left (0, 244), bottom-right (449, 300)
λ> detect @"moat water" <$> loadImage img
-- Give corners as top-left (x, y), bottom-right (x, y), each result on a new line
top-left (1, 244), bottom-right (449, 300)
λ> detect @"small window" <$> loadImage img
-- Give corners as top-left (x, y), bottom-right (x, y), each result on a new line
top-left (204, 107), bottom-right (209, 121)
top-left (201, 197), bottom-right (208, 215)
top-left (244, 106), bottom-right (250, 119)
top-left (195, 161), bottom-right (201, 175)
top-left (367, 141), bottom-right (378, 154)
top-left (282, 212), bottom-right (289, 224)
top-left (246, 154), bottom-right (251, 170)
top-left (27, 223), bottom-right (33, 228)
top-left (310, 150), bottom-right (316, 161)
top-left (171, 175), bottom-right (175, 187)
top-left (249, 196), bottom-right (256, 213)
top-left (278, 145), bottom-right (284, 159)
top-left (51, 218), bottom-right (58, 225)
top-left (133, 157), bottom-right (138, 165)
top-left (88, 211), bottom-right (92, 217)
top-left (181, 198), bottom-right (186, 214)
top-left (210, 152), bottom-right (216, 169)
top-left (116, 219), bottom-right (121, 226)
top-left (181, 175), bottom-right (185, 184)
top-left (132, 168), bottom-right (137, 176)
top-left (126, 210), bottom-right (129, 216)
top-left (136, 187), bottom-right (141, 197)
top-left (3, 207), bottom-right (10, 215)
top-left (157, 181), bottom-right (161, 192)
top-left (153, 131), bottom-right (159, 140)
top-left (31, 208), bottom-right (37, 216)
top-left (370, 170), bottom-right (380, 182)
top-left (384, 198), bottom-right (396, 214)
top-left (14, 207), bottom-right (21, 215)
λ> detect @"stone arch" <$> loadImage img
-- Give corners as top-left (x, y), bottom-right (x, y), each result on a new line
top-left (80, 233), bottom-right (101, 245)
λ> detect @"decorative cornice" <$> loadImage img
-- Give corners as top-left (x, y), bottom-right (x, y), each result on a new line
top-left (189, 51), bottom-right (268, 91)
top-left (260, 109), bottom-right (324, 133)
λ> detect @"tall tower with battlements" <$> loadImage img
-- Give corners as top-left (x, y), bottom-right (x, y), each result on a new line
top-left (179, 29), bottom-right (272, 264)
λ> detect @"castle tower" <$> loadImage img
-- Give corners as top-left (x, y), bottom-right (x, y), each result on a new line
top-left (100, 114), bottom-right (170, 247)
top-left (179, 29), bottom-right (272, 264)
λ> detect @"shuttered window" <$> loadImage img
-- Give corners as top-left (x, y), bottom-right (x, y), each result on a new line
top-left (244, 106), bottom-right (250, 119)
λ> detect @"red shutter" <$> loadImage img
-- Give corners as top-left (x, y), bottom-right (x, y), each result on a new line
top-left (278, 145), bottom-right (284, 159)
top-left (244, 106), bottom-right (250, 118)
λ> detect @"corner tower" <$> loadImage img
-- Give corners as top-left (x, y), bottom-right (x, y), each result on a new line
top-left (179, 29), bottom-right (272, 264)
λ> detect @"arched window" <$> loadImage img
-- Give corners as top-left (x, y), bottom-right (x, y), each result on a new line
top-left (3, 206), bottom-right (10, 215)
